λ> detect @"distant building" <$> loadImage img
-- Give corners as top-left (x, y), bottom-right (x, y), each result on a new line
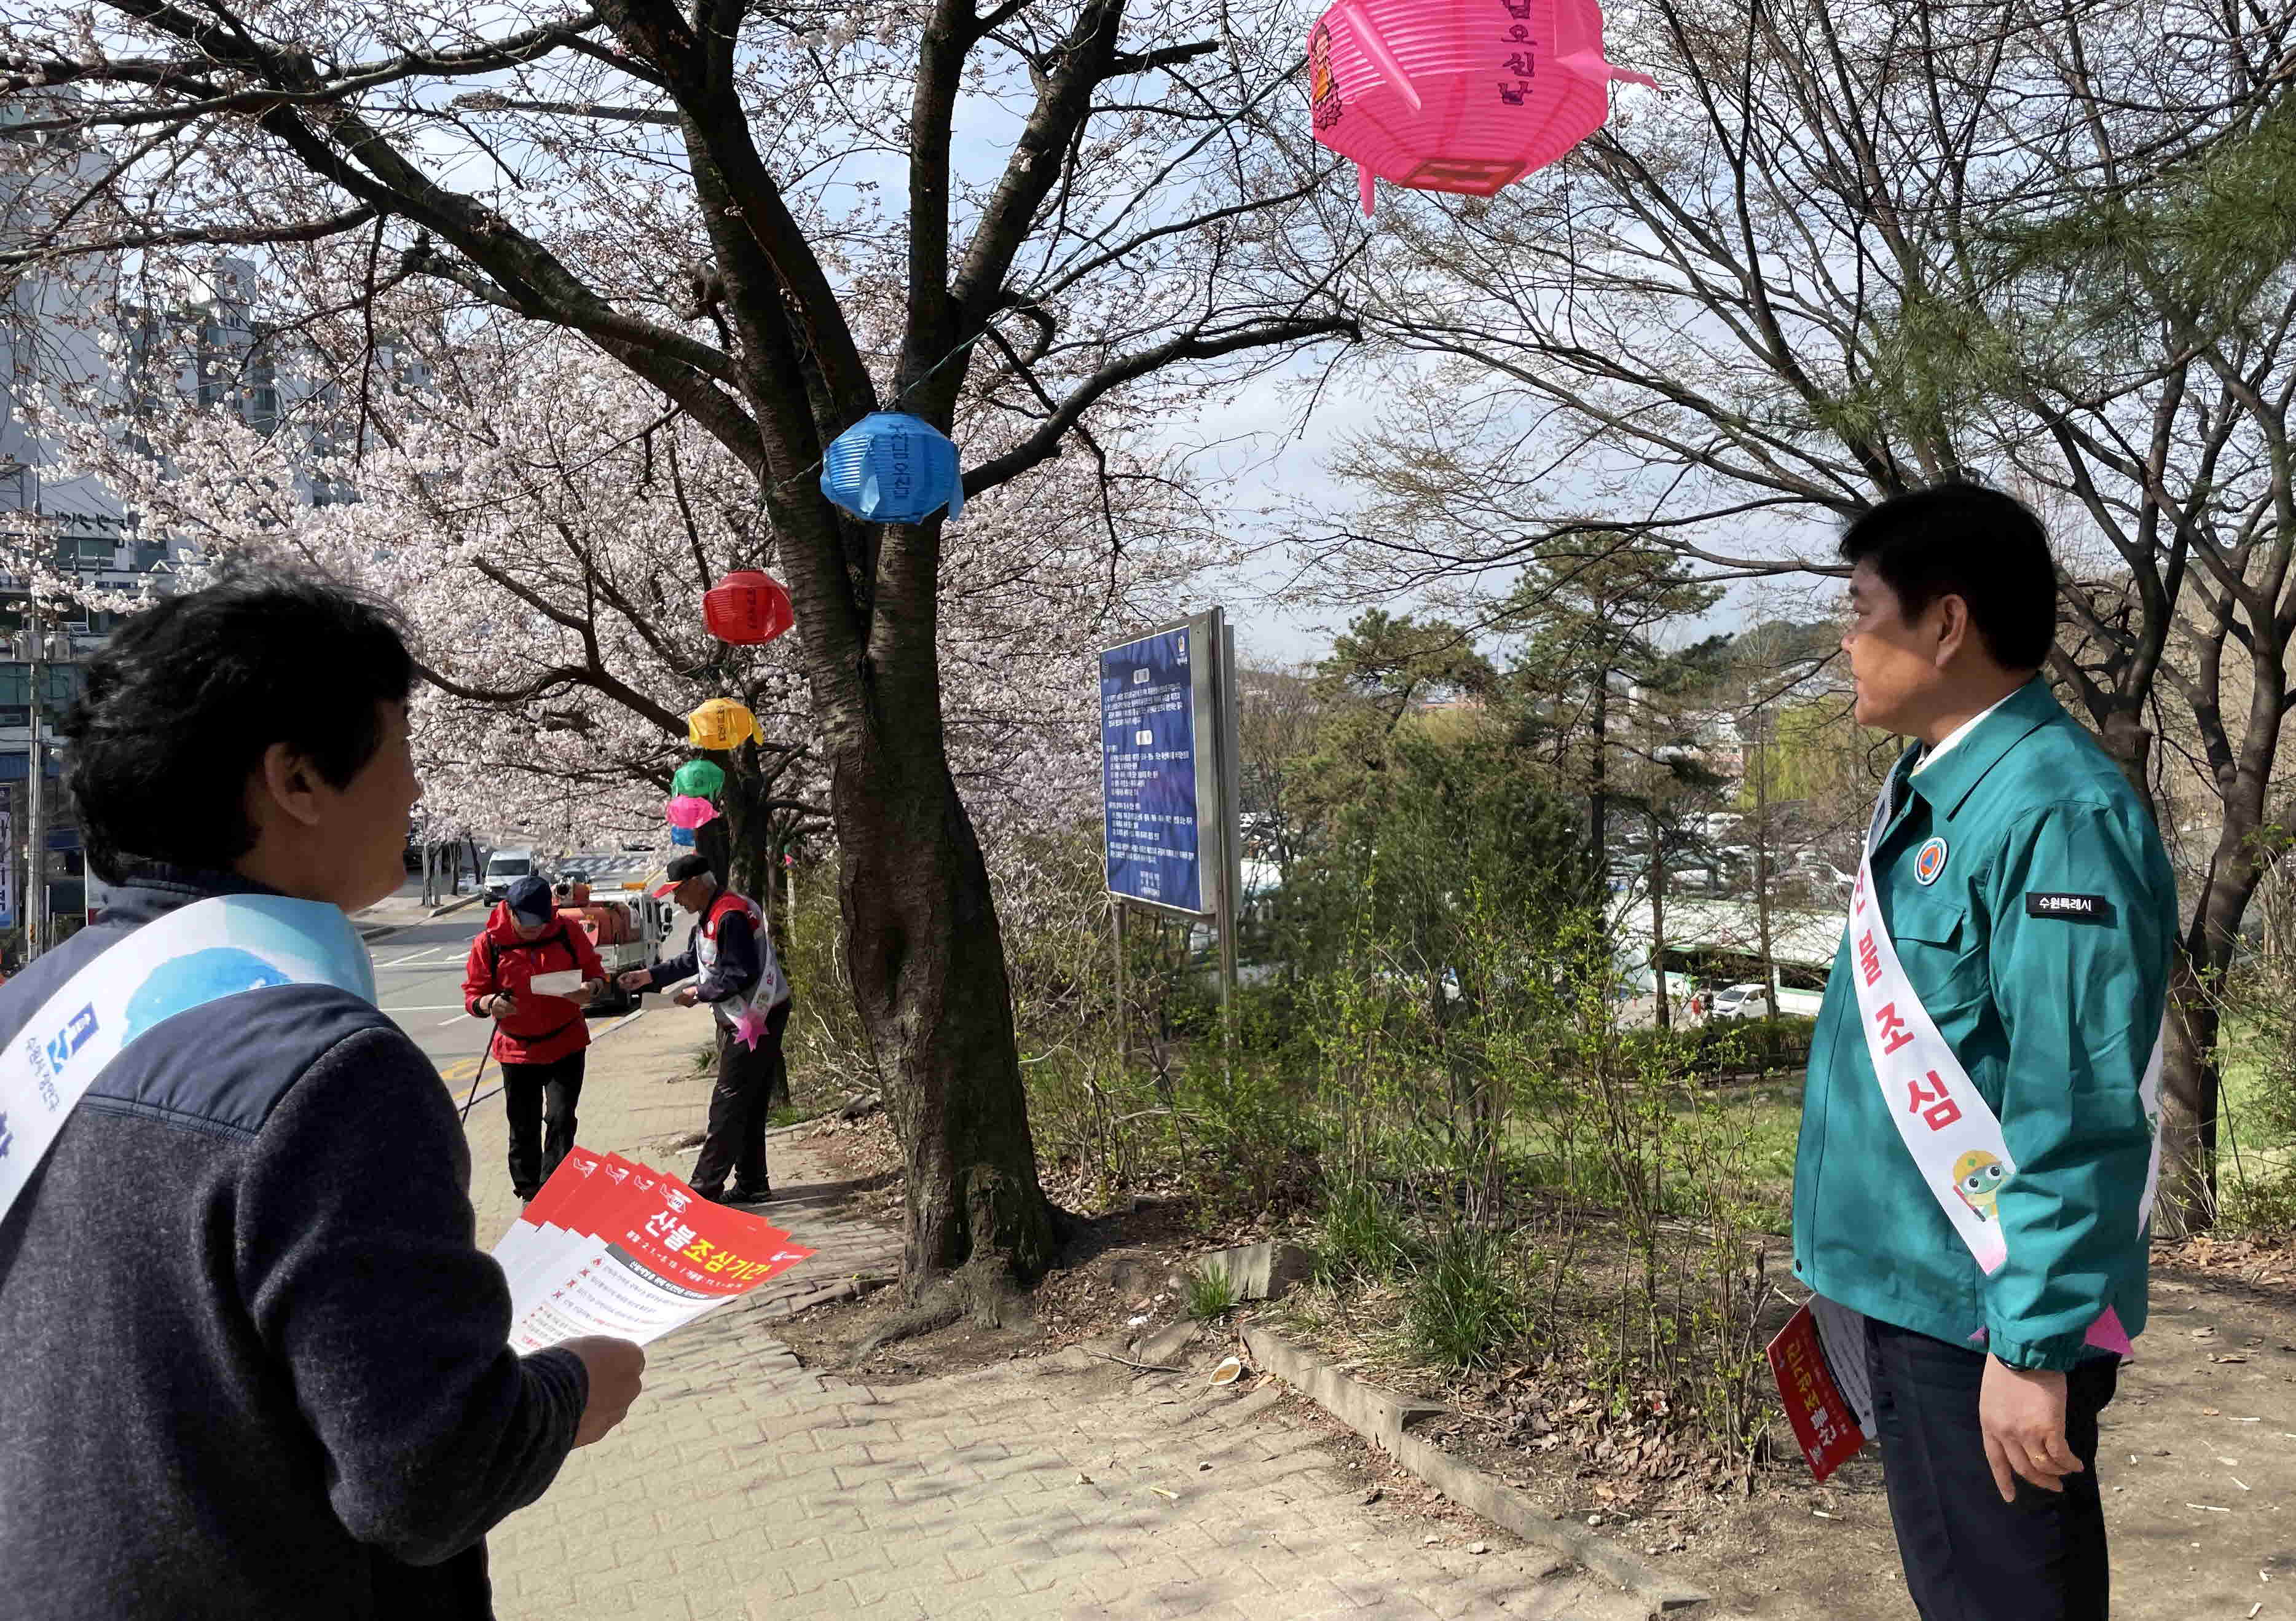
top-left (0, 99), bottom-right (325, 936)
top-left (2, 94), bottom-right (419, 941)
top-left (1611, 893), bottom-right (1839, 1008)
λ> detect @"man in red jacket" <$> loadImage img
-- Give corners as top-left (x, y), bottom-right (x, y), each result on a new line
top-left (463, 875), bottom-right (609, 1199)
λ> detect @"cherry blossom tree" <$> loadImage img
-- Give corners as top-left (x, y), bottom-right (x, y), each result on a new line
top-left (59, 312), bottom-right (1226, 903)
top-left (1, 0), bottom-right (1356, 1288)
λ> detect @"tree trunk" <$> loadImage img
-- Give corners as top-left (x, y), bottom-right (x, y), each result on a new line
top-left (831, 708), bottom-right (1058, 1296)
top-left (2157, 946), bottom-right (2221, 1236)
top-left (1590, 676), bottom-right (1609, 861)
top-left (2159, 832), bottom-right (2261, 1235)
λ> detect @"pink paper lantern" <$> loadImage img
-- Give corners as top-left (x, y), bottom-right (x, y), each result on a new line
top-left (1307, 0), bottom-right (1657, 213)
top-left (665, 794), bottom-right (721, 830)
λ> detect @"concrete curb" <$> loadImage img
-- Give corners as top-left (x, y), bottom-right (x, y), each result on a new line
top-left (353, 889), bottom-right (482, 944)
top-left (1240, 1321), bottom-right (1710, 1615)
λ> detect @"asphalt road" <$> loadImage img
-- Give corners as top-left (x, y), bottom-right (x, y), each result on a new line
top-left (368, 915), bottom-right (515, 1094)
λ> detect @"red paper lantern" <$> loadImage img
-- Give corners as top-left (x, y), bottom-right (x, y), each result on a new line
top-left (702, 569), bottom-right (795, 645)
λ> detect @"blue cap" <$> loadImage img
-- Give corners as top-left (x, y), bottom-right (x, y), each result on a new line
top-left (506, 875), bottom-right (554, 923)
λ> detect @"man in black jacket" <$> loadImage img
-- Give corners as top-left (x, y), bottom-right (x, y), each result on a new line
top-left (0, 568), bottom-right (645, 1620)
top-left (621, 853), bottom-right (791, 1203)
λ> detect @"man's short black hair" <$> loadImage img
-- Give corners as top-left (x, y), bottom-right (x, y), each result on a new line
top-left (61, 563), bottom-right (414, 883)
top-left (1839, 481), bottom-right (2057, 671)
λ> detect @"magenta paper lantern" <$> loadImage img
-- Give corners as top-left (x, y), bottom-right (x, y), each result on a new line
top-left (1307, 0), bottom-right (1657, 213)
top-left (665, 795), bottom-right (721, 830)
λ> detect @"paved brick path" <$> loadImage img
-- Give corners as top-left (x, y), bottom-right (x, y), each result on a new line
top-left (463, 1007), bottom-right (1650, 1621)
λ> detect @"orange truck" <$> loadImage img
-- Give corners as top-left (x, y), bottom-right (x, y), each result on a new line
top-left (550, 883), bottom-right (672, 1014)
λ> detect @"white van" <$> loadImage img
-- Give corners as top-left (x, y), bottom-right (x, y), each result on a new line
top-left (482, 847), bottom-right (536, 902)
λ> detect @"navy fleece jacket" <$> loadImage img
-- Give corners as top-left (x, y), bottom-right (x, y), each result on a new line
top-left (0, 870), bottom-right (586, 1620)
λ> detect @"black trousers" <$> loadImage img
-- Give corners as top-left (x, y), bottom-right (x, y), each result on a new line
top-left (501, 1050), bottom-right (586, 1199)
top-left (690, 1000), bottom-right (792, 1198)
top-left (1866, 1317), bottom-right (2118, 1621)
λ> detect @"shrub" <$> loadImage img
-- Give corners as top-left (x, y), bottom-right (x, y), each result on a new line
top-left (775, 859), bottom-right (878, 1103)
top-left (1315, 1176), bottom-right (1416, 1287)
top-left (1176, 1052), bottom-right (1308, 1216)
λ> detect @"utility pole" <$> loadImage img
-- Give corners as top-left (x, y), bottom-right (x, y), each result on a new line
top-left (1751, 705), bottom-right (1774, 1000)
top-left (25, 590), bottom-right (44, 961)
top-left (1649, 810), bottom-right (1670, 1032)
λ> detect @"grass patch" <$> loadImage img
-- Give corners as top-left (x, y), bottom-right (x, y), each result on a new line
top-left (1316, 1176), bottom-right (1418, 1287)
top-left (1404, 1225), bottom-right (1527, 1369)
top-left (1184, 1264), bottom-right (1241, 1321)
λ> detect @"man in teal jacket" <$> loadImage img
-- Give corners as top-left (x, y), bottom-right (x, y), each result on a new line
top-left (1794, 482), bottom-right (2174, 1620)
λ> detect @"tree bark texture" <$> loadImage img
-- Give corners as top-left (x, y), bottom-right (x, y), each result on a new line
top-left (2159, 799), bottom-right (2266, 1234)
top-left (832, 685), bottom-right (1058, 1290)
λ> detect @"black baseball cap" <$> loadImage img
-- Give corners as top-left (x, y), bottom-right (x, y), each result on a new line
top-left (506, 875), bottom-right (554, 924)
top-left (648, 853), bottom-right (714, 897)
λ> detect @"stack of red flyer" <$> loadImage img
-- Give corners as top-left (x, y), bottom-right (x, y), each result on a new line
top-left (490, 1146), bottom-right (815, 1351)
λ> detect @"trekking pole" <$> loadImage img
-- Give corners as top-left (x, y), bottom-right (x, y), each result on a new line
top-left (458, 1044), bottom-right (493, 1126)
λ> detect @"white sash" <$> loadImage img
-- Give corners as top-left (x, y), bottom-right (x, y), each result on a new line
top-left (0, 895), bottom-right (376, 1225)
top-left (697, 894), bottom-right (785, 1024)
top-left (1848, 772), bottom-right (2163, 1341)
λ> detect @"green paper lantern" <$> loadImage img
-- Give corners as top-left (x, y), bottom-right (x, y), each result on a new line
top-left (672, 759), bottom-right (726, 799)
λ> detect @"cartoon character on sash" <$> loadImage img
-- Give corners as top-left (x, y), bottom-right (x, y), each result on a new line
top-left (1952, 1149), bottom-right (2008, 1223)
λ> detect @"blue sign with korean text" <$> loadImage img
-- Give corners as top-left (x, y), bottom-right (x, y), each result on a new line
top-left (1100, 626), bottom-right (1202, 913)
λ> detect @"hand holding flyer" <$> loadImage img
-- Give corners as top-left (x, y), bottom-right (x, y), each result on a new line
top-left (493, 1148), bottom-right (814, 1351)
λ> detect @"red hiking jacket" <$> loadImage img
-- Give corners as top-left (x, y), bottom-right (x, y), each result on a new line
top-left (461, 903), bottom-right (608, 1065)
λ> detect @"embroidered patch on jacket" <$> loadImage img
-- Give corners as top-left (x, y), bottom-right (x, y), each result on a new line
top-left (1914, 837), bottom-right (1948, 886)
top-left (2025, 892), bottom-right (2115, 925)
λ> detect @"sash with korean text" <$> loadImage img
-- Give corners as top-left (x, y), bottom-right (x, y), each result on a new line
top-left (0, 895), bottom-right (375, 1226)
top-left (1848, 775), bottom-right (2162, 1346)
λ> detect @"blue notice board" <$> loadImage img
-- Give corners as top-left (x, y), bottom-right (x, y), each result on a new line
top-left (1099, 625), bottom-right (1203, 913)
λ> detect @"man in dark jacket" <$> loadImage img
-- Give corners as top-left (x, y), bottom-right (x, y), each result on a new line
top-left (0, 567), bottom-right (645, 1620)
top-left (463, 874), bottom-right (609, 1198)
top-left (619, 852), bottom-right (790, 1203)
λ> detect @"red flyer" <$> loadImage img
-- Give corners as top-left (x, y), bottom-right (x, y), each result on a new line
top-left (1766, 1300), bottom-right (1871, 1482)
top-left (489, 1143), bottom-right (816, 1352)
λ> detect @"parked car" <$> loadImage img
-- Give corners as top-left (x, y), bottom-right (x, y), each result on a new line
top-left (1711, 981), bottom-right (1772, 1021)
top-left (483, 846), bottom-right (536, 902)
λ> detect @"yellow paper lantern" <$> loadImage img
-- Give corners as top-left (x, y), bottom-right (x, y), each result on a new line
top-left (687, 698), bottom-right (760, 751)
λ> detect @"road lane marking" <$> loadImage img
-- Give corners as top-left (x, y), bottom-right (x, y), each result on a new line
top-left (376, 949), bottom-right (446, 968)
top-left (440, 1007), bottom-right (649, 1114)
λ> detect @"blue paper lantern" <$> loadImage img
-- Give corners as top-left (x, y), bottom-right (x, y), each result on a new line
top-left (819, 412), bottom-right (964, 524)
top-left (670, 824), bottom-right (698, 848)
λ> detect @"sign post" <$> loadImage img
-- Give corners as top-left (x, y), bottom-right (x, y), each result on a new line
top-left (1098, 608), bottom-right (1242, 1028)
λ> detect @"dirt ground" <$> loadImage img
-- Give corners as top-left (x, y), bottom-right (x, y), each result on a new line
top-left (1614, 1250), bottom-right (2296, 1621)
top-left (788, 1118), bottom-right (2296, 1620)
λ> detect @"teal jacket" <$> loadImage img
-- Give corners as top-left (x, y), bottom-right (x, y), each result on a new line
top-left (1791, 677), bottom-right (2176, 1371)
